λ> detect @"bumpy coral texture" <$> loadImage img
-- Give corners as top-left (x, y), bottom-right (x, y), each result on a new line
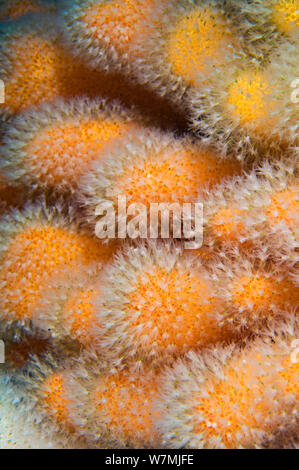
top-left (96, 244), bottom-right (235, 366)
top-left (1, 99), bottom-right (141, 194)
top-left (0, 204), bottom-right (109, 338)
top-left (158, 322), bottom-right (299, 448)
top-left (0, 0), bottom-right (298, 451)
top-left (79, 129), bottom-right (241, 230)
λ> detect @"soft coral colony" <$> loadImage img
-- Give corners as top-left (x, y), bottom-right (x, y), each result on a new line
top-left (0, 0), bottom-right (298, 450)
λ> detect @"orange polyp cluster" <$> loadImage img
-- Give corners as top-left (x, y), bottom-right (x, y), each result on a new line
top-left (81, 0), bottom-right (156, 54)
top-left (4, 35), bottom-right (66, 114)
top-left (125, 267), bottom-right (221, 356)
top-left (62, 288), bottom-right (101, 346)
top-left (167, 7), bottom-right (237, 86)
top-left (279, 358), bottom-right (299, 398)
top-left (92, 370), bottom-right (160, 444)
top-left (0, 0), bottom-right (46, 21)
top-left (41, 372), bottom-right (74, 430)
top-left (211, 207), bottom-right (246, 241)
top-left (116, 149), bottom-right (240, 207)
top-left (231, 274), bottom-right (298, 313)
top-left (192, 345), bottom-right (298, 448)
top-left (0, 225), bottom-right (103, 322)
top-left (25, 119), bottom-right (131, 187)
top-left (226, 72), bottom-right (277, 131)
top-left (266, 187), bottom-right (299, 231)
top-left (272, 0), bottom-right (299, 34)
top-left (3, 32), bottom-right (123, 114)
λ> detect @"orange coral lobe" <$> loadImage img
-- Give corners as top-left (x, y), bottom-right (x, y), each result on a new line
top-left (4, 34), bottom-right (109, 113)
top-left (93, 372), bottom-right (160, 442)
top-left (231, 274), bottom-right (298, 312)
top-left (0, 226), bottom-right (102, 321)
top-left (5, 36), bottom-right (62, 113)
top-left (62, 288), bottom-right (101, 345)
top-left (42, 373), bottom-right (73, 427)
top-left (192, 344), bottom-right (299, 448)
top-left (26, 119), bottom-right (130, 186)
top-left (116, 149), bottom-right (239, 206)
top-left (266, 187), bottom-right (299, 231)
top-left (211, 207), bottom-right (246, 241)
top-left (82, 0), bottom-right (156, 53)
top-left (167, 8), bottom-right (236, 85)
top-left (126, 267), bottom-right (220, 354)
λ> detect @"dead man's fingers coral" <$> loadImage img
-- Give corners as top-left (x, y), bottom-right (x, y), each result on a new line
top-left (68, 362), bottom-right (164, 448)
top-left (131, 0), bottom-right (243, 106)
top-left (209, 251), bottom-right (299, 332)
top-left (79, 128), bottom-right (241, 237)
top-left (92, 242), bottom-right (234, 367)
top-left (61, 0), bottom-right (168, 73)
top-left (0, 98), bottom-right (145, 195)
top-left (0, 14), bottom-right (132, 116)
top-left (156, 318), bottom-right (299, 448)
top-left (200, 158), bottom-right (299, 268)
top-left (0, 200), bottom-right (112, 339)
top-left (189, 41), bottom-right (298, 161)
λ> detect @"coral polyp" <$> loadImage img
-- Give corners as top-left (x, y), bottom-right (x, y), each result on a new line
top-left (190, 41), bottom-right (298, 160)
top-left (95, 243), bottom-right (228, 366)
top-left (1, 98), bottom-right (142, 194)
top-left (69, 362), bottom-right (163, 447)
top-left (79, 129), bottom-right (240, 232)
top-left (0, 0), bottom-right (298, 451)
top-left (61, 0), bottom-right (165, 71)
top-left (224, 266), bottom-right (298, 329)
top-left (131, 0), bottom-right (242, 105)
top-left (165, 5), bottom-right (238, 88)
top-left (226, 71), bottom-right (276, 131)
top-left (0, 202), bottom-right (109, 336)
top-left (201, 159), bottom-right (299, 268)
top-left (157, 319), bottom-right (299, 448)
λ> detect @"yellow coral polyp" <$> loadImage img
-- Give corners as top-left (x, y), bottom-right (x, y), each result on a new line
top-left (62, 288), bottom-right (101, 346)
top-left (227, 72), bottom-right (277, 130)
top-left (272, 0), bottom-right (299, 34)
top-left (126, 267), bottom-right (220, 354)
top-left (92, 371), bottom-right (160, 443)
top-left (81, 0), bottom-right (155, 52)
top-left (231, 274), bottom-right (298, 312)
top-left (42, 373), bottom-right (73, 428)
top-left (266, 187), bottom-right (299, 231)
top-left (26, 119), bottom-right (130, 185)
top-left (211, 207), bottom-right (246, 241)
top-left (116, 149), bottom-right (239, 206)
top-left (0, 226), bottom-right (101, 321)
top-left (167, 8), bottom-right (236, 86)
